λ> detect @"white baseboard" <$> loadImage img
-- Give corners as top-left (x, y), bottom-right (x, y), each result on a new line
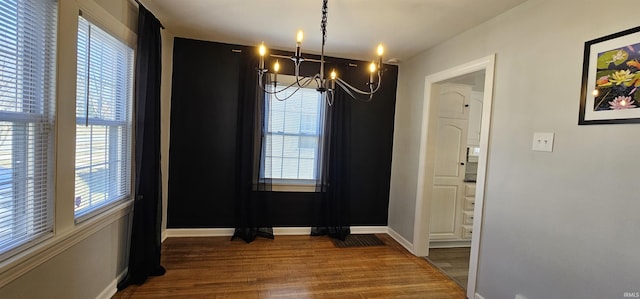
top-left (161, 229), bottom-right (168, 243)
top-left (96, 268), bottom-right (127, 299)
top-left (164, 226), bottom-right (388, 238)
top-left (273, 227), bottom-right (311, 235)
top-left (429, 240), bottom-right (471, 248)
top-left (165, 228), bottom-right (235, 238)
top-left (475, 293), bottom-right (485, 299)
top-left (350, 226), bottom-right (388, 234)
top-left (96, 278), bottom-right (116, 299)
top-left (386, 227), bottom-right (415, 255)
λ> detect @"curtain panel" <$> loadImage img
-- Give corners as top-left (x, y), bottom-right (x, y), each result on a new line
top-left (311, 64), bottom-right (352, 240)
top-left (232, 52), bottom-right (274, 243)
top-left (118, 4), bottom-right (166, 290)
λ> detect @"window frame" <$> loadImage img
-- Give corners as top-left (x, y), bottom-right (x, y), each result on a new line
top-left (0, 0), bottom-right (57, 261)
top-left (73, 14), bottom-right (134, 221)
top-left (262, 75), bottom-right (326, 192)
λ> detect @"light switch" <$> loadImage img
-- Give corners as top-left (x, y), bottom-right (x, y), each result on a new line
top-left (532, 132), bottom-right (554, 152)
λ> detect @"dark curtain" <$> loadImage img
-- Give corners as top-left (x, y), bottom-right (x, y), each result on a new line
top-left (311, 83), bottom-right (351, 240)
top-left (118, 5), bottom-right (165, 290)
top-left (231, 51), bottom-right (274, 242)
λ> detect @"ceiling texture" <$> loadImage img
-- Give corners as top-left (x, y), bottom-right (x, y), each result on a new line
top-left (141, 0), bottom-right (527, 63)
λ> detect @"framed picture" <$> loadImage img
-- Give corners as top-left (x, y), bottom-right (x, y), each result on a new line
top-left (579, 26), bottom-right (640, 125)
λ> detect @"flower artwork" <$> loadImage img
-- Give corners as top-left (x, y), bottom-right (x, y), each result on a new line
top-left (593, 43), bottom-right (640, 111)
top-left (579, 26), bottom-right (640, 124)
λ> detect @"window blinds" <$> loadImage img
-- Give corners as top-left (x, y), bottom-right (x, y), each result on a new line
top-left (74, 16), bottom-right (133, 218)
top-left (0, 0), bottom-right (57, 255)
top-left (264, 86), bottom-right (323, 180)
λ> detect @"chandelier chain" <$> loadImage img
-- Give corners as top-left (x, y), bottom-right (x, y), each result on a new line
top-left (321, 0), bottom-right (328, 48)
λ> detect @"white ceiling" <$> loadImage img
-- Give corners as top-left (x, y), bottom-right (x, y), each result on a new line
top-left (141, 0), bottom-right (527, 62)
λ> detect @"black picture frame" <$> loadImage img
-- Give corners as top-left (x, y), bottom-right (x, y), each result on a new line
top-left (579, 26), bottom-right (640, 125)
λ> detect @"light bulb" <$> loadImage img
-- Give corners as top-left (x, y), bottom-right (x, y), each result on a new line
top-left (297, 30), bottom-right (304, 43)
top-left (592, 89), bottom-right (598, 96)
top-left (369, 61), bottom-right (377, 73)
top-left (377, 44), bottom-right (384, 56)
top-left (274, 60), bottom-right (280, 73)
top-left (259, 43), bottom-right (266, 56)
top-left (330, 70), bottom-right (337, 80)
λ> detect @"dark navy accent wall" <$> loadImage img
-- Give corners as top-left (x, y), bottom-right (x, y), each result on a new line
top-left (167, 37), bottom-right (398, 228)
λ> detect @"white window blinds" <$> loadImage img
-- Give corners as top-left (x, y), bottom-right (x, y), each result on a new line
top-left (74, 16), bottom-right (133, 219)
top-left (0, 0), bottom-right (57, 255)
top-left (264, 85), bottom-right (324, 181)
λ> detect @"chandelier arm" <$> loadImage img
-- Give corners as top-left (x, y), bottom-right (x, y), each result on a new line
top-left (294, 62), bottom-right (321, 89)
top-left (258, 72), bottom-right (316, 95)
top-left (262, 76), bottom-right (318, 102)
top-left (334, 70), bottom-right (384, 95)
top-left (326, 88), bottom-right (335, 106)
top-left (335, 79), bottom-right (374, 102)
top-left (273, 76), bottom-right (316, 101)
top-left (336, 74), bottom-right (382, 94)
top-left (273, 87), bottom-right (302, 101)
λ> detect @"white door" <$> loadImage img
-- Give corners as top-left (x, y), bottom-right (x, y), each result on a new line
top-left (429, 84), bottom-right (470, 240)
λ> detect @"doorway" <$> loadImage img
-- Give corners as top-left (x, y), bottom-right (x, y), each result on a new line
top-left (426, 76), bottom-right (485, 290)
top-left (412, 55), bottom-right (495, 299)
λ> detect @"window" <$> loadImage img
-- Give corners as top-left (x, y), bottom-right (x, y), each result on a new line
top-left (74, 16), bottom-right (133, 219)
top-left (263, 76), bottom-right (325, 186)
top-left (0, 0), bottom-right (57, 255)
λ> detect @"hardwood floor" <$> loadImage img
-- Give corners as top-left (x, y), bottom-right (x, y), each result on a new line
top-left (425, 248), bottom-right (471, 289)
top-left (113, 234), bottom-right (465, 298)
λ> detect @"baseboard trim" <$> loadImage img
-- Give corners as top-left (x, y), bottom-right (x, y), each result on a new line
top-left (164, 226), bottom-right (389, 238)
top-left (429, 240), bottom-right (471, 248)
top-left (273, 227), bottom-right (310, 235)
top-left (96, 268), bottom-right (127, 299)
top-left (475, 293), bottom-right (485, 299)
top-left (429, 241), bottom-right (471, 248)
top-left (161, 230), bottom-right (168, 243)
top-left (96, 278), bottom-right (116, 299)
top-left (350, 226), bottom-right (388, 234)
top-left (386, 228), bottom-right (415, 255)
top-left (165, 228), bottom-right (235, 238)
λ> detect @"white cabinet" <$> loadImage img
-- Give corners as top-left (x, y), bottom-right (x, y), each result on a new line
top-left (461, 182), bottom-right (476, 241)
top-left (430, 182), bottom-right (476, 245)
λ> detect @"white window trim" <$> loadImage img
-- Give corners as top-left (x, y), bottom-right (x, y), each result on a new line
top-left (73, 15), bottom-right (134, 220)
top-left (77, 0), bottom-right (137, 48)
top-left (263, 74), bottom-right (324, 192)
top-left (0, 0), bottom-right (138, 289)
top-left (270, 179), bottom-right (317, 192)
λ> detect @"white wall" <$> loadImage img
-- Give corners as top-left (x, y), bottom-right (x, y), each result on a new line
top-left (0, 0), bottom-right (138, 298)
top-left (389, 0), bottom-right (640, 298)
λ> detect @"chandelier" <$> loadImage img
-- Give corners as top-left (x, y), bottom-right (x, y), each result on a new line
top-left (256, 0), bottom-right (385, 105)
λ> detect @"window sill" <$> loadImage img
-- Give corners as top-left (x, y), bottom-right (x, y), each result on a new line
top-left (270, 184), bottom-right (316, 192)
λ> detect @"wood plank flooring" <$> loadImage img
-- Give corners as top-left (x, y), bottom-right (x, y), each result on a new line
top-left (113, 234), bottom-right (465, 298)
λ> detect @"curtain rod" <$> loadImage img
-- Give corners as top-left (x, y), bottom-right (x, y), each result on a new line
top-left (129, 0), bottom-right (165, 29)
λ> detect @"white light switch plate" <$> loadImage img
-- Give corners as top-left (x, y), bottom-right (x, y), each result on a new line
top-left (532, 132), bottom-right (554, 152)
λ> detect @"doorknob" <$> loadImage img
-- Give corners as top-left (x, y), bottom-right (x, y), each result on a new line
top-left (460, 162), bottom-right (465, 166)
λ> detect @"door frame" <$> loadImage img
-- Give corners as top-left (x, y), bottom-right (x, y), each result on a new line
top-left (412, 54), bottom-right (495, 299)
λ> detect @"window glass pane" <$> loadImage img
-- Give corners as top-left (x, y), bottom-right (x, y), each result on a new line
top-left (0, 0), bottom-right (56, 257)
top-left (263, 79), bottom-right (324, 182)
top-left (74, 16), bottom-right (133, 218)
